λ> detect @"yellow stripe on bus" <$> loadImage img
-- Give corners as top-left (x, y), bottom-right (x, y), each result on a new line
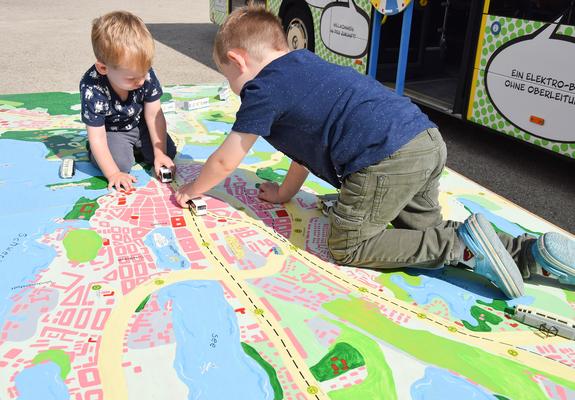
top-left (483, 0), bottom-right (491, 15)
top-left (467, 14), bottom-right (488, 120)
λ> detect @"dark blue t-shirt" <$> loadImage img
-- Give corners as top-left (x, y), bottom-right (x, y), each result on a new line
top-left (79, 65), bottom-right (163, 132)
top-left (232, 50), bottom-right (436, 188)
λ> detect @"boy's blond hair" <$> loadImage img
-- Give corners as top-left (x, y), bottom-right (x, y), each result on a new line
top-left (91, 11), bottom-right (155, 73)
top-left (213, 5), bottom-right (289, 65)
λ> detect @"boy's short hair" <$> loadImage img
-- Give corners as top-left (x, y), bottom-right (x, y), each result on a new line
top-left (213, 5), bottom-right (289, 65)
top-left (91, 11), bottom-right (155, 73)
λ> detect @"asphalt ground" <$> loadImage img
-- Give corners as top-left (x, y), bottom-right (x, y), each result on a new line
top-left (430, 108), bottom-right (575, 233)
top-left (1, 0), bottom-right (573, 233)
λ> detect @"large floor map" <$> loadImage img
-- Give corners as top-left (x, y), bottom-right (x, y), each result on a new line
top-left (0, 85), bottom-right (574, 400)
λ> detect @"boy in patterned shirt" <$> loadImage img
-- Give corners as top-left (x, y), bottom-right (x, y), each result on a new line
top-left (80, 10), bottom-right (176, 191)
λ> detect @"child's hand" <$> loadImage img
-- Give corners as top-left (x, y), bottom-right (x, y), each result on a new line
top-left (257, 182), bottom-right (285, 203)
top-left (108, 171), bottom-right (137, 191)
top-left (154, 153), bottom-right (176, 179)
top-left (175, 182), bottom-right (201, 208)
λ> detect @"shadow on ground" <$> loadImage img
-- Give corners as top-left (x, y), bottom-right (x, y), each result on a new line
top-left (147, 23), bottom-right (220, 71)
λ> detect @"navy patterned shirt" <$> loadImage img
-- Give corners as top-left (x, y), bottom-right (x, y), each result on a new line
top-left (79, 65), bottom-right (163, 132)
top-left (232, 50), bottom-right (435, 188)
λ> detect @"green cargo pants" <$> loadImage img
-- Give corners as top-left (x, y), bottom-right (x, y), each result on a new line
top-left (327, 128), bottom-right (535, 273)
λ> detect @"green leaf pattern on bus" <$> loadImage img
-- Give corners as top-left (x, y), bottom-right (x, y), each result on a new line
top-left (470, 16), bottom-right (575, 158)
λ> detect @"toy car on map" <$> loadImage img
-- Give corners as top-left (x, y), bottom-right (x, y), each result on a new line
top-left (59, 158), bottom-right (75, 179)
top-left (188, 198), bottom-right (207, 216)
top-left (159, 166), bottom-right (173, 183)
top-left (317, 193), bottom-right (338, 217)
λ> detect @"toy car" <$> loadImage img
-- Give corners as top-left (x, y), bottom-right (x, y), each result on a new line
top-left (317, 193), bottom-right (338, 217)
top-left (59, 158), bottom-right (75, 179)
top-left (159, 166), bottom-right (173, 183)
top-left (188, 198), bottom-right (207, 216)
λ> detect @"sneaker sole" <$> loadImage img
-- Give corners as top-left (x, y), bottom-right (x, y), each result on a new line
top-left (468, 214), bottom-right (524, 298)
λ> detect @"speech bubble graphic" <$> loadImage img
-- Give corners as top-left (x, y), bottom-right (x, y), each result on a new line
top-left (370, 0), bottom-right (413, 15)
top-left (320, 0), bottom-right (370, 58)
top-left (306, 0), bottom-right (333, 8)
top-left (485, 17), bottom-right (575, 143)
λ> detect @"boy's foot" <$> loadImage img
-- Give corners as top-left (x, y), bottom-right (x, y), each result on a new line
top-left (529, 232), bottom-right (575, 284)
top-left (458, 213), bottom-right (525, 298)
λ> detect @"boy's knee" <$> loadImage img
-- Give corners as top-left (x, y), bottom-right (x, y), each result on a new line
top-left (115, 159), bottom-right (133, 174)
top-left (110, 147), bottom-right (135, 173)
top-left (88, 149), bottom-right (131, 174)
top-left (328, 241), bottom-right (355, 265)
top-left (330, 251), bottom-right (349, 265)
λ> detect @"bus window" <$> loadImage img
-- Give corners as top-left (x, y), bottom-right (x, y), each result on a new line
top-left (488, 0), bottom-right (575, 24)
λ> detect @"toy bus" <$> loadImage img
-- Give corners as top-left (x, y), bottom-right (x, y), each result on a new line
top-left (188, 198), bottom-right (208, 216)
top-left (59, 158), bottom-right (75, 179)
top-left (210, 0), bottom-right (575, 159)
top-left (317, 193), bottom-right (339, 216)
top-left (159, 166), bottom-right (173, 183)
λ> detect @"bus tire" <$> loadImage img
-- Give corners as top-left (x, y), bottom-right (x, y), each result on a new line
top-left (282, 3), bottom-right (315, 53)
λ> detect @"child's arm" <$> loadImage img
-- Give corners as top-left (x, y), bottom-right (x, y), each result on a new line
top-left (87, 126), bottom-right (137, 191)
top-left (144, 99), bottom-right (175, 177)
top-left (258, 161), bottom-right (309, 203)
top-left (175, 131), bottom-right (258, 207)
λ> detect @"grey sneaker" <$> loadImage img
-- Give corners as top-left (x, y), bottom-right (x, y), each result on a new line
top-left (530, 232), bottom-right (575, 285)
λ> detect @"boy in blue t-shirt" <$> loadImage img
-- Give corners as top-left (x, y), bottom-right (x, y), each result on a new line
top-left (176, 6), bottom-right (575, 298)
top-left (80, 11), bottom-right (176, 191)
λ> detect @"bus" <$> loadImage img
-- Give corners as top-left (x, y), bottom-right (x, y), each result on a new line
top-left (209, 0), bottom-right (575, 159)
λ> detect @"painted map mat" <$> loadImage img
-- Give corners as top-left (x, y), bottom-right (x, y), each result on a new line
top-left (0, 85), bottom-right (574, 400)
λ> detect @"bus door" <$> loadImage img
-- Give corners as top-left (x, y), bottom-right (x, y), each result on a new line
top-left (376, 0), bottom-right (485, 115)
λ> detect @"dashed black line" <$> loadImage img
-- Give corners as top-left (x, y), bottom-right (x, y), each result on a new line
top-left (198, 213), bottom-right (575, 375)
top-left (189, 213), bottom-right (322, 395)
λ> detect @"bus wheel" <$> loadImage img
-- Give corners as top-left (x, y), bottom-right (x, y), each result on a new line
top-left (283, 4), bottom-right (315, 52)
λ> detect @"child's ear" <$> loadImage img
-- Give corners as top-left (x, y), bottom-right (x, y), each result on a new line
top-left (94, 61), bottom-right (108, 75)
top-left (226, 50), bottom-right (248, 73)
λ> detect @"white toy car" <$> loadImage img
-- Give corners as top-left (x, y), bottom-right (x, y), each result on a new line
top-left (159, 166), bottom-right (173, 183)
top-left (317, 193), bottom-right (338, 217)
top-left (188, 198), bottom-right (207, 216)
top-left (59, 158), bottom-right (75, 179)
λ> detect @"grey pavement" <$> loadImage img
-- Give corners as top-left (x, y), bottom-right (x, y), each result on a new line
top-left (1, 0), bottom-right (573, 233)
top-left (430, 109), bottom-right (575, 234)
top-left (0, 0), bottom-right (224, 94)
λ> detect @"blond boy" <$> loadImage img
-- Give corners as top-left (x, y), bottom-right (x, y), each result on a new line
top-left (176, 6), bottom-right (575, 298)
top-left (80, 11), bottom-right (176, 191)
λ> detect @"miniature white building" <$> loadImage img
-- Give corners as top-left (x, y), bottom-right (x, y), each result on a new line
top-left (180, 98), bottom-right (210, 111)
top-left (218, 86), bottom-right (230, 101)
top-left (162, 101), bottom-right (176, 113)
